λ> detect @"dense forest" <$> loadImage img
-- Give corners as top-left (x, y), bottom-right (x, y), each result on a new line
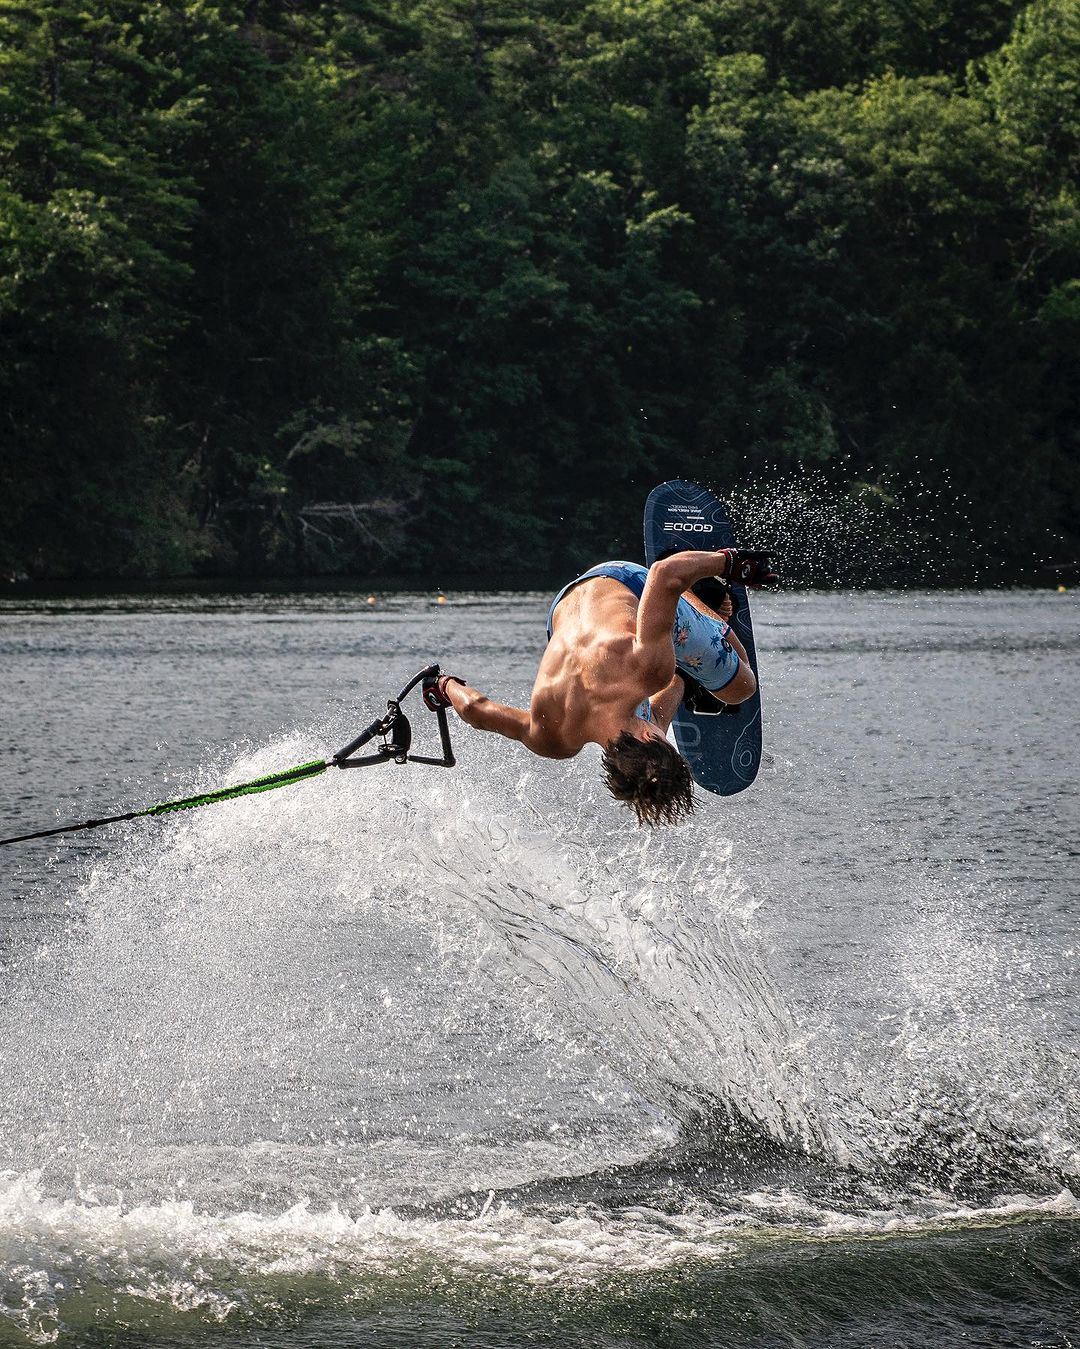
top-left (1, 0), bottom-right (1077, 581)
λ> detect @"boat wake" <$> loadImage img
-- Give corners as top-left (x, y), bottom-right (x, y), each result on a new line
top-left (0, 727), bottom-right (1076, 1343)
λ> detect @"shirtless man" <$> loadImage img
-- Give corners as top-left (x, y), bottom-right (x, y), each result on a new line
top-left (424, 549), bottom-right (777, 826)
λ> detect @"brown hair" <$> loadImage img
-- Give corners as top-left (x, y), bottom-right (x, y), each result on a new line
top-left (601, 731), bottom-right (696, 827)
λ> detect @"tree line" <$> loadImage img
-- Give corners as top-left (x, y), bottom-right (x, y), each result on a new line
top-left (1, 0), bottom-right (1077, 582)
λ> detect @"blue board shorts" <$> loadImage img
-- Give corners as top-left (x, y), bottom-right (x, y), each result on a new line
top-left (547, 560), bottom-right (740, 721)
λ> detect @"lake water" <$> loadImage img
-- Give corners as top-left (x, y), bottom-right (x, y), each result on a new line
top-left (0, 587), bottom-right (1077, 1347)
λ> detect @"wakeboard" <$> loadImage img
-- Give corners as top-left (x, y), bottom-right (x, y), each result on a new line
top-left (643, 480), bottom-right (762, 795)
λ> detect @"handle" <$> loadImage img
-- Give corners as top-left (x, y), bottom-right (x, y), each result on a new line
top-left (332, 664), bottom-right (453, 769)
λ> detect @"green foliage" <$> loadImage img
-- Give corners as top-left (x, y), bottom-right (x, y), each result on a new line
top-left (0, 0), bottom-right (1076, 579)
top-left (0, 0), bottom-right (202, 574)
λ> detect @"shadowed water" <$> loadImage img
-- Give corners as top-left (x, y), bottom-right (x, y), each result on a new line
top-left (0, 586), bottom-right (1077, 1346)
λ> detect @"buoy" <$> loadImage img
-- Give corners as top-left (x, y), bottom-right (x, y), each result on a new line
top-left (436, 593), bottom-right (447, 606)
top-left (1057, 584), bottom-right (1068, 593)
top-left (366, 595), bottom-right (377, 606)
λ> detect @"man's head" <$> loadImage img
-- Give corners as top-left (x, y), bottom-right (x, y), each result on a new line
top-left (601, 729), bottom-right (695, 827)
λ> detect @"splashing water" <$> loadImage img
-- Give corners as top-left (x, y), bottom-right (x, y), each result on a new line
top-left (0, 740), bottom-right (826, 1340)
top-left (0, 734), bottom-right (1075, 1341)
top-left (724, 466), bottom-right (984, 587)
top-left (0, 736), bottom-right (821, 1201)
top-left (0, 586), bottom-right (1077, 1343)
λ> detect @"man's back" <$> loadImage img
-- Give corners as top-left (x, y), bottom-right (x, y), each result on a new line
top-left (528, 577), bottom-right (651, 757)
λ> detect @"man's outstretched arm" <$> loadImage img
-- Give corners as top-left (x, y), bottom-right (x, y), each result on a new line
top-left (443, 679), bottom-right (532, 743)
top-left (635, 548), bottom-right (775, 674)
top-left (635, 551), bottom-right (734, 670)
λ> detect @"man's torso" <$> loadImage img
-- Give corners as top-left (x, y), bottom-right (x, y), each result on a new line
top-left (529, 576), bottom-right (653, 756)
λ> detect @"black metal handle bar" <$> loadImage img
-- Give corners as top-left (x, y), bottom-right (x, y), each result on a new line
top-left (332, 663), bottom-right (454, 770)
top-left (394, 662), bottom-right (441, 703)
top-left (409, 700), bottom-right (455, 767)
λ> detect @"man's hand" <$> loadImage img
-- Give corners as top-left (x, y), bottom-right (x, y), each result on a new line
top-left (430, 676), bottom-right (532, 744)
top-left (422, 673), bottom-right (465, 711)
top-left (715, 548), bottom-right (778, 587)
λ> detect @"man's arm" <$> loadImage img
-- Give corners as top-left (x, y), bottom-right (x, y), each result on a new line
top-left (648, 673), bottom-right (686, 731)
top-left (635, 551), bottom-right (736, 675)
top-left (636, 548), bottom-right (775, 657)
top-left (444, 679), bottom-right (531, 743)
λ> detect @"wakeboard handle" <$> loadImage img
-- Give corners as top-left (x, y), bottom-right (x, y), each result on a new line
top-left (0, 663), bottom-right (456, 848)
top-left (333, 663), bottom-right (456, 769)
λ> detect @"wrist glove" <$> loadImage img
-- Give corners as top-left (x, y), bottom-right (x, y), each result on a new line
top-left (715, 548), bottom-right (778, 587)
top-left (422, 673), bottom-right (465, 711)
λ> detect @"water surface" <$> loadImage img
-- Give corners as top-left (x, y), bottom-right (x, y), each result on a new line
top-left (0, 588), bottom-right (1077, 1346)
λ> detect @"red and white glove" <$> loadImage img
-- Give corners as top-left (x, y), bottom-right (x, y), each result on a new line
top-left (714, 548), bottom-right (778, 587)
top-left (422, 674), bottom-right (465, 710)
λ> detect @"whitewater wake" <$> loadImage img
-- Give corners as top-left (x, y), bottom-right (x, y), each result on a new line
top-left (0, 717), bottom-right (1076, 1343)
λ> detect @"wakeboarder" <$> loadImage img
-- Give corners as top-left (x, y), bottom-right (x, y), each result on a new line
top-left (424, 548), bottom-right (776, 825)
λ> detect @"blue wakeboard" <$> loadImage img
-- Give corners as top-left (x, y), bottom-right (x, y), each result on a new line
top-left (643, 480), bottom-right (762, 796)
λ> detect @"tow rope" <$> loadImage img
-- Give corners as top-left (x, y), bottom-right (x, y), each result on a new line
top-left (0, 663), bottom-right (455, 848)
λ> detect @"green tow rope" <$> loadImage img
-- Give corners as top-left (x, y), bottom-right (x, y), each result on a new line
top-left (0, 760), bottom-right (330, 847)
top-left (143, 760), bottom-right (328, 815)
top-left (0, 662), bottom-right (456, 850)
